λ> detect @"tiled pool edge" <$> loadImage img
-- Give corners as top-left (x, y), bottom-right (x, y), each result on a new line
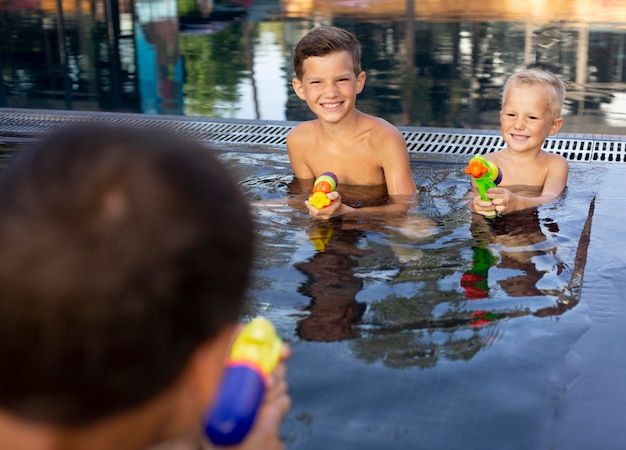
top-left (2, 107), bottom-right (626, 163)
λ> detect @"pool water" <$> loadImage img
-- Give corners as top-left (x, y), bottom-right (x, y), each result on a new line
top-left (219, 149), bottom-right (604, 449)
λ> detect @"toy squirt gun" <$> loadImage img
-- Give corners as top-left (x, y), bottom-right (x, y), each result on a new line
top-left (204, 316), bottom-right (283, 446)
top-left (308, 172), bottom-right (338, 209)
top-left (307, 172), bottom-right (338, 251)
top-left (464, 156), bottom-right (503, 219)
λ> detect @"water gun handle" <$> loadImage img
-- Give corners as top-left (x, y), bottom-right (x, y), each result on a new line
top-left (204, 317), bottom-right (283, 447)
top-left (308, 172), bottom-right (338, 209)
top-left (465, 156), bottom-right (502, 218)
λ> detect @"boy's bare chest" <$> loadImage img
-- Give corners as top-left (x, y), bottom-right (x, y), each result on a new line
top-left (491, 152), bottom-right (549, 186)
top-left (305, 143), bottom-right (384, 185)
top-left (499, 163), bottom-right (548, 186)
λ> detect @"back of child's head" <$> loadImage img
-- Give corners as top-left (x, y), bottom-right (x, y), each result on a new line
top-left (0, 124), bottom-right (253, 426)
top-left (502, 66), bottom-right (567, 119)
top-left (293, 26), bottom-right (362, 79)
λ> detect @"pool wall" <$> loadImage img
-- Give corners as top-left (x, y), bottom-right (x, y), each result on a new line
top-left (2, 107), bottom-right (626, 163)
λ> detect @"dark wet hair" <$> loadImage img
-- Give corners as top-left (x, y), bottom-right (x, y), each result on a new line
top-left (0, 124), bottom-right (253, 425)
top-left (293, 26), bottom-right (362, 79)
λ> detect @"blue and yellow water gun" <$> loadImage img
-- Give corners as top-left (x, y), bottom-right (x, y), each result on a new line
top-left (465, 156), bottom-right (502, 218)
top-left (204, 316), bottom-right (283, 446)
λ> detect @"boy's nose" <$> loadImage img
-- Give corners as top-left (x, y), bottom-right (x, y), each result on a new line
top-left (324, 84), bottom-right (339, 97)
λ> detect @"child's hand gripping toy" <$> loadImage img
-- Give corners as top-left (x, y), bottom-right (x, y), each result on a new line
top-left (465, 156), bottom-right (503, 218)
top-left (308, 172), bottom-right (338, 209)
top-left (204, 316), bottom-right (283, 446)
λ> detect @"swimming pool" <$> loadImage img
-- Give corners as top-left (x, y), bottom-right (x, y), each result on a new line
top-left (222, 149), bottom-right (620, 450)
top-left (2, 109), bottom-right (626, 449)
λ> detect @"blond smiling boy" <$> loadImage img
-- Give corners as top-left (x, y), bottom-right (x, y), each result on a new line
top-left (470, 67), bottom-right (569, 217)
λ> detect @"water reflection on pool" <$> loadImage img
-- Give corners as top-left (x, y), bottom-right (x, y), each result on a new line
top-left (219, 149), bottom-right (599, 449)
top-left (2, 0), bottom-right (626, 134)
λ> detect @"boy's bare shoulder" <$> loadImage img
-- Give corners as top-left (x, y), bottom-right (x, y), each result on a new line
top-left (483, 149), bottom-right (504, 163)
top-left (361, 114), bottom-right (405, 143)
top-left (542, 149), bottom-right (568, 164)
top-left (288, 120), bottom-right (316, 136)
top-left (487, 148), bottom-right (568, 164)
top-left (287, 120), bottom-right (318, 147)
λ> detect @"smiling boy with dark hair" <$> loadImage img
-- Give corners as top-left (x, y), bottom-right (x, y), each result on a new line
top-left (288, 26), bottom-right (417, 219)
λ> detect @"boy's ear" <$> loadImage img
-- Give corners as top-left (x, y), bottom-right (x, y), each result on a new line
top-left (292, 78), bottom-right (306, 100)
top-left (549, 116), bottom-right (564, 135)
top-left (356, 71), bottom-right (366, 94)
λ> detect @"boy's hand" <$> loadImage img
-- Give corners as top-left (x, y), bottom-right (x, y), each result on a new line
top-left (304, 191), bottom-right (353, 219)
top-left (239, 344), bottom-right (291, 450)
top-left (470, 194), bottom-right (497, 217)
top-left (485, 187), bottom-right (517, 215)
top-left (209, 344), bottom-right (292, 450)
top-left (470, 187), bottom-right (519, 217)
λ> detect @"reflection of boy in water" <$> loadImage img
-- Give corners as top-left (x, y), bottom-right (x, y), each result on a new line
top-left (287, 166), bottom-right (436, 342)
top-left (466, 209), bottom-right (560, 298)
top-left (295, 224), bottom-right (368, 341)
top-left (288, 179), bottom-right (372, 341)
top-left (470, 67), bottom-right (568, 216)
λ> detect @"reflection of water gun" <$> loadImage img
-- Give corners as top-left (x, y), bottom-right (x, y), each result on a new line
top-left (308, 172), bottom-right (338, 209)
top-left (460, 246), bottom-right (497, 300)
top-left (470, 311), bottom-right (497, 327)
top-left (465, 156), bottom-right (502, 218)
top-left (204, 317), bottom-right (283, 446)
top-left (308, 225), bottom-right (334, 252)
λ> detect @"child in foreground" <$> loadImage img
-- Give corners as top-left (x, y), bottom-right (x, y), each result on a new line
top-left (469, 67), bottom-right (569, 217)
top-left (0, 124), bottom-right (290, 450)
top-left (287, 26), bottom-right (417, 219)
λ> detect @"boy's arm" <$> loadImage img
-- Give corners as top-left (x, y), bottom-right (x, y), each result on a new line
top-left (232, 344), bottom-right (291, 450)
top-left (379, 127), bottom-right (417, 196)
top-left (286, 127), bottom-right (315, 180)
top-left (540, 155), bottom-right (569, 200)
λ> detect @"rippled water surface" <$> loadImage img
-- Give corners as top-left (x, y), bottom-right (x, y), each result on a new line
top-left (219, 148), bottom-right (600, 449)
